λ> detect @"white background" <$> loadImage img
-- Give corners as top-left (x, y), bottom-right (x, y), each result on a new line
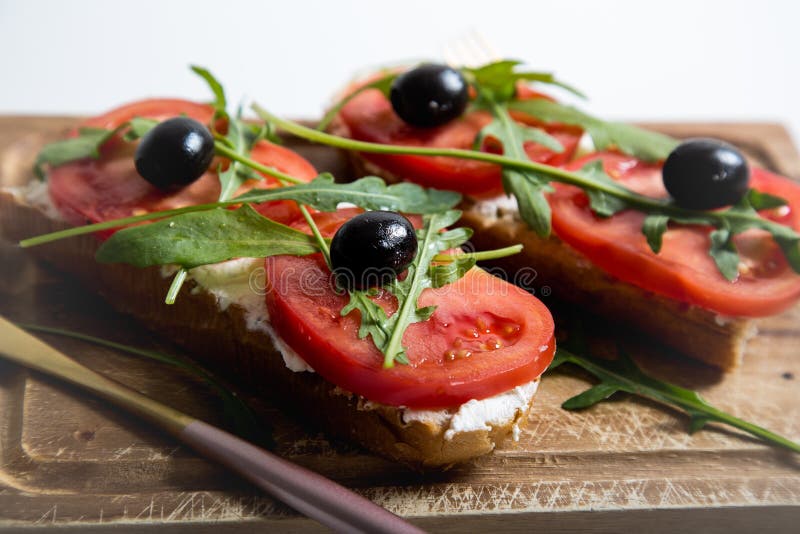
top-left (1, 0), bottom-right (798, 156)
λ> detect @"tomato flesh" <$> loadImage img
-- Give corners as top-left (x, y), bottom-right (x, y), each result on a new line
top-left (338, 89), bottom-right (582, 196)
top-left (551, 152), bottom-right (800, 317)
top-left (48, 99), bottom-right (318, 232)
top-left (265, 210), bottom-right (556, 409)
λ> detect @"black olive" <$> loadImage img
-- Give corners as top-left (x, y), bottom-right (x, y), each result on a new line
top-left (330, 211), bottom-right (418, 290)
top-left (390, 63), bottom-right (469, 128)
top-left (662, 138), bottom-right (750, 210)
top-left (134, 117), bottom-right (215, 190)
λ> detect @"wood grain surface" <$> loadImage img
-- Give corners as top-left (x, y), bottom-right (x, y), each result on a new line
top-left (0, 117), bottom-right (799, 533)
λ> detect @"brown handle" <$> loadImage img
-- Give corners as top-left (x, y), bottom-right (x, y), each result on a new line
top-left (181, 421), bottom-right (426, 534)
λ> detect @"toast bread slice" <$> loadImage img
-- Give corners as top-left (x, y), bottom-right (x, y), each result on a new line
top-left (341, 146), bottom-right (759, 370)
top-left (0, 188), bottom-right (537, 469)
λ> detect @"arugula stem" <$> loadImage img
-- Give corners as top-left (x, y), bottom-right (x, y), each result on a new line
top-left (254, 105), bottom-right (794, 238)
top-left (299, 205), bottom-right (332, 267)
top-left (213, 140), bottom-right (303, 185)
top-left (19, 186), bottom-right (338, 247)
top-left (432, 244), bottom-right (522, 263)
top-left (382, 218), bottom-right (440, 368)
top-left (165, 268), bottom-right (188, 305)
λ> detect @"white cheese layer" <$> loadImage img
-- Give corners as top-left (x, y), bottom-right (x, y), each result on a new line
top-left (170, 259), bottom-right (314, 373)
top-left (5, 180), bottom-right (64, 220)
top-left (13, 182), bottom-right (539, 438)
top-left (400, 380), bottom-right (539, 441)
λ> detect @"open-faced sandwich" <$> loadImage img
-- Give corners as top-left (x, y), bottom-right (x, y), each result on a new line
top-left (0, 69), bottom-right (557, 469)
top-left (310, 60), bottom-right (800, 370)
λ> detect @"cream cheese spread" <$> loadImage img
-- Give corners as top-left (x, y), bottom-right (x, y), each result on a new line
top-left (5, 180), bottom-right (63, 220)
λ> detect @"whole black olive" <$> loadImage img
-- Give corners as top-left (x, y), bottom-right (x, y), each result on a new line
top-left (134, 117), bottom-right (215, 190)
top-left (330, 211), bottom-right (418, 290)
top-left (390, 63), bottom-right (469, 128)
top-left (662, 138), bottom-right (750, 210)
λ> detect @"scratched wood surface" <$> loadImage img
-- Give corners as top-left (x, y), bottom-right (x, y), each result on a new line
top-left (0, 117), bottom-right (799, 533)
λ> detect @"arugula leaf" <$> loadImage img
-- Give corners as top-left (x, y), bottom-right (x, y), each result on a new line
top-left (642, 214), bottom-right (670, 253)
top-left (34, 127), bottom-right (120, 179)
top-left (471, 94), bottom-right (558, 237)
top-left (217, 115), bottom-right (256, 201)
top-left (549, 346), bottom-right (800, 453)
top-left (474, 118), bottom-right (563, 153)
top-left (635, 188), bottom-right (800, 280)
top-left (191, 65), bottom-right (227, 114)
top-left (745, 188), bottom-right (788, 210)
top-left (708, 227), bottom-right (741, 281)
top-left (577, 160), bottom-right (628, 217)
top-left (237, 173), bottom-right (461, 214)
top-left (95, 204), bottom-right (320, 269)
top-left (508, 98), bottom-right (679, 162)
top-left (122, 117), bottom-right (159, 142)
top-left (503, 170), bottom-right (553, 237)
top-left (464, 60), bottom-right (585, 101)
top-left (341, 210), bottom-right (471, 368)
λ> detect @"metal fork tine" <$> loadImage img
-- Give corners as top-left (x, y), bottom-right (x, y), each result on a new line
top-left (443, 30), bottom-right (499, 67)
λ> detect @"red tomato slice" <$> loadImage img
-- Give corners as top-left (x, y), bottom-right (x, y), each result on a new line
top-left (551, 152), bottom-right (800, 317)
top-left (338, 89), bottom-right (582, 196)
top-left (265, 210), bottom-right (556, 409)
top-left (48, 98), bottom-right (317, 231)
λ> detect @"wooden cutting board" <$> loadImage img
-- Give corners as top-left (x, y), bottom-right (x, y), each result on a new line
top-left (0, 117), bottom-right (799, 533)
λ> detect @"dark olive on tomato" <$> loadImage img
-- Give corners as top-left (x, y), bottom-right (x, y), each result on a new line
top-left (134, 117), bottom-right (215, 190)
top-left (662, 138), bottom-right (750, 210)
top-left (389, 63), bottom-right (469, 128)
top-left (330, 211), bottom-right (418, 289)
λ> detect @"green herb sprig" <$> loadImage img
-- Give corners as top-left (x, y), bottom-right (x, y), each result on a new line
top-left (258, 62), bottom-right (800, 280)
top-left (341, 210), bottom-right (474, 368)
top-left (549, 346), bottom-right (800, 454)
top-left (25, 66), bottom-right (523, 366)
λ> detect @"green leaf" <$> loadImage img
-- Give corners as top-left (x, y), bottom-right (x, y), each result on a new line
top-left (122, 117), bottom-right (159, 142)
top-left (341, 291), bottom-right (392, 350)
top-left (708, 227), bottom-right (740, 281)
top-left (191, 65), bottom-right (227, 115)
top-left (429, 255), bottom-right (476, 289)
top-left (474, 119), bottom-right (563, 153)
top-left (578, 160), bottom-right (628, 217)
top-left (34, 127), bottom-right (118, 179)
top-left (473, 95), bottom-right (557, 238)
top-left (342, 210), bottom-right (471, 367)
top-left (549, 345), bottom-right (800, 453)
top-left (508, 99), bottom-right (679, 162)
top-left (217, 117), bottom-right (251, 201)
top-left (745, 188), bottom-right (789, 210)
top-left (642, 214), bottom-right (670, 253)
top-left (95, 204), bottom-right (320, 269)
top-left (503, 169), bottom-right (553, 237)
top-left (776, 236), bottom-right (800, 274)
top-left (464, 60), bottom-right (585, 101)
top-left (562, 383), bottom-right (620, 409)
top-left (236, 174), bottom-right (461, 214)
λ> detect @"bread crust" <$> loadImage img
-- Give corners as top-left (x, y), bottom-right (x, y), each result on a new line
top-left (0, 189), bottom-right (534, 469)
top-left (341, 145), bottom-right (759, 370)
